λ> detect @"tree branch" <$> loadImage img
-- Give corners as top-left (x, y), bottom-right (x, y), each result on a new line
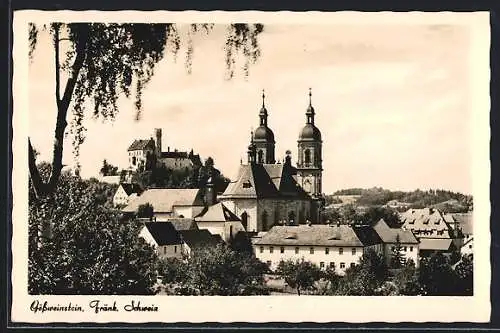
top-left (29, 24), bottom-right (90, 197)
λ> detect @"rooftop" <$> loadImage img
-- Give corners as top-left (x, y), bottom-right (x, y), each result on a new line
top-left (142, 222), bottom-right (181, 246)
top-left (373, 219), bottom-right (419, 244)
top-left (123, 188), bottom-right (204, 213)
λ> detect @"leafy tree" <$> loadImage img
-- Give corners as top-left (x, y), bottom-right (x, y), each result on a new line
top-left (359, 206), bottom-right (401, 228)
top-left (29, 162), bottom-right (159, 294)
top-left (393, 259), bottom-right (422, 295)
top-left (28, 23), bottom-right (264, 197)
top-left (137, 203), bottom-right (154, 219)
top-left (276, 259), bottom-right (322, 296)
top-left (167, 245), bottom-right (268, 295)
top-left (99, 159), bottom-right (119, 176)
top-left (333, 249), bottom-right (388, 296)
top-left (418, 252), bottom-right (458, 296)
top-left (454, 254), bottom-right (473, 296)
top-left (390, 234), bottom-right (405, 268)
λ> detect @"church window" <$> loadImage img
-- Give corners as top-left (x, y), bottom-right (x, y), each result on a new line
top-left (257, 150), bottom-right (264, 164)
top-left (304, 149), bottom-right (311, 165)
top-left (241, 212), bottom-right (248, 230)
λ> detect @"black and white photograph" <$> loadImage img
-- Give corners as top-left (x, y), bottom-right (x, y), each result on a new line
top-left (11, 10), bottom-right (490, 323)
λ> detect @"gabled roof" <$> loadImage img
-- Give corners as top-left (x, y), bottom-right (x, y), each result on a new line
top-left (143, 222), bottom-right (181, 246)
top-left (122, 188), bottom-right (204, 213)
top-left (254, 225), bottom-right (364, 247)
top-left (419, 238), bottom-right (453, 251)
top-left (373, 219), bottom-right (419, 244)
top-left (120, 183), bottom-right (143, 196)
top-left (164, 218), bottom-right (198, 231)
top-left (128, 139), bottom-right (155, 151)
top-left (195, 202), bottom-right (241, 222)
top-left (400, 208), bottom-right (451, 238)
top-left (220, 163), bottom-right (309, 200)
top-left (179, 229), bottom-right (221, 249)
top-left (351, 225), bottom-right (383, 246)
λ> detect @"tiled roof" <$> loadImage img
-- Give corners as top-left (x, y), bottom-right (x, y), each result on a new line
top-left (400, 208), bottom-right (451, 238)
top-left (452, 213), bottom-right (473, 235)
top-left (164, 218), bottom-right (198, 231)
top-left (128, 139), bottom-right (155, 151)
top-left (179, 229), bottom-right (221, 249)
top-left (195, 202), bottom-right (241, 222)
top-left (351, 225), bottom-right (383, 246)
top-left (419, 238), bottom-right (453, 251)
top-left (373, 219), bottom-right (419, 244)
top-left (253, 225), bottom-right (364, 247)
top-left (143, 222), bottom-right (181, 246)
top-left (220, 163), bottom-right (309, 200)
top-left (123, 188), bottom-right (204, 213)
top-left (120, 183), bottom-right (143, 196)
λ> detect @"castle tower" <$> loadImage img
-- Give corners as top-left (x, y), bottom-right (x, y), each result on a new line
top-left (297, 89), bottom-right (324, 221)
top-left (252, 90), bottom-right (276, 164)
top-left (154, 128), bottom-right (162, 158)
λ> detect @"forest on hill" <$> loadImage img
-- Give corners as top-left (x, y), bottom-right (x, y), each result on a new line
top-left (326, 187), bottom-right (472, 213)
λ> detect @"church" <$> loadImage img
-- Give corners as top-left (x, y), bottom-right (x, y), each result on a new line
top-left (219, 89), bottom-right (325, 233)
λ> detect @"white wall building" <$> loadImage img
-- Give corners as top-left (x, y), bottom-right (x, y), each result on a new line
top-left (113, 183), bottom-right (142, 207)
top-left (372, 219), bottom-right (420, 267)
top-left (253, 224), bottom-right (383, 274)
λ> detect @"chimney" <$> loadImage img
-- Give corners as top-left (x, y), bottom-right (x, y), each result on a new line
top-left (154, 128), bottom-right (162, 157)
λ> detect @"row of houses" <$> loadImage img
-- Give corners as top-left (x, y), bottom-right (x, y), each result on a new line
top-left (117, 182), bottom-right (472, 275)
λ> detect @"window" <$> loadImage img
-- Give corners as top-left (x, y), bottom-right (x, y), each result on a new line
top-left (320, 262), bottom-right (325, 269)
top-left (339, 248), bottom-right (343, 255)
top-left (304, 149), bottom-right (311, 165)
top-left (257, 150), bottom-right (264, 164)
top-left (280, 247), bottom-right (285, 254)
top-left (325, 248), bottom-right (329, 255)
top-left (270, 246), bottom-right (274, 254)
top-left (350, 263), bottom-right (355, 268)
top-left (132, 156), bottom-right (137, 165)
top-left (469, 245), bottom-right (472, 249)
top-left (340, 262), bottom-right (346, 269)
top-left (409, 246), bottom-right (413, 252)
top-left (352, 248), bottom-right (356, 255)
top-left (266, 261), bottom-right (272, 267)
top-left (310, 247), bottom-right (314, 254)
top-left (260, 246), bottom-right (264, 253)
top-left (164, 246), bottom-right (167, 254)
top-left (174, 246), bottom-right (177, 253)
top-left (242, 181), bottom-right (252, 188)
top-left (403, 246), bottom-right (407, 252)
top-left (295, 247), bottom-right (299, 254)
top-left (391, 246), bottom-right (395, 251)
top-left (329, 262), bottom-right (335, 268)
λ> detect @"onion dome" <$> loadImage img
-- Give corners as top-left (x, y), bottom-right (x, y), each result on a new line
top-left (299, 88), bottom-right (322, 142)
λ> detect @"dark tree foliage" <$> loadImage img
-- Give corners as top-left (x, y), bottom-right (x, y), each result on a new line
top-left (137, 203), bottom-right (154, 219)
top-left (392, 259), bottom-right (422, 295)
top-left (332, 187), bottom-right (472, 212)
top-left (454, 254), bottom-right (473, 296)
top-left (276, 259), bottom-right (322, 296)
top-left (359, 206), bottom-right (401, 228)
top-left (333, 249), bottom-right (388, 296)
top-left (390, 234), bottom-right (405, 269)
top-left (418, 252), bottom-right (460, 296)
top-left (29, 162), bottom-right (159, 295)
top-left (99, 159), bottom-right (119, 176)
top-left (160, 245), bottom-right (269, 295)
top-left (28, 23), bottom-right (264, 197)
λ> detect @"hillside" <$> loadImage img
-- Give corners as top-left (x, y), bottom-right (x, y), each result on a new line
top-left (326, 187), bottom-right (472, 213)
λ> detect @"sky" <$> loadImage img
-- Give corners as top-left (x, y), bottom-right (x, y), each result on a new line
top-left (28, 22), bottom-right (473, 194)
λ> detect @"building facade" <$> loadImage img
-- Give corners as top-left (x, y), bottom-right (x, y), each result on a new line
top-left (219, 90), bottom-right (325, 233)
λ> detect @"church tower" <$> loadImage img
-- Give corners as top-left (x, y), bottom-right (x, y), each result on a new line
top-left (252, 90), bottom-right (276, 164)
top-left (297, 89), bottom-right (324, 218)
